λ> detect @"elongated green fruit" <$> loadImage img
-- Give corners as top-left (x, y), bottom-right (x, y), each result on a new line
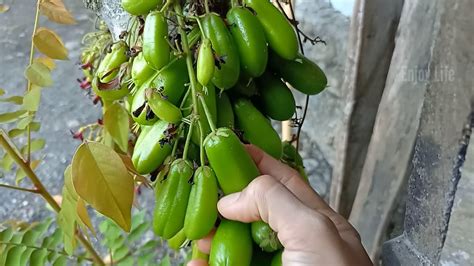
top-left (143, 11), bottom-right (170, 70)
top-left (184, 166), bottom-right (218, 240)
top-left (153, 159), bottom-right (193, 239)
top-left (216, 92), bottom-right (234, 128)
top-left (168, 228), bottom-right (188, 250)
top-left (96, 41), bottom-right (128, 83)
top-left (269, 52), bottom-right (327, 95)
top-left (256, 72), bottom-right (296, 121)
top-left (197, 38), bottom-right (215, 86)
top-left (244, 0), bottom-right (298, 60)
top-left (204, 128), bottom-right (259, 195)
top-left (210, 220), bottom-right (253, 266)
top-left (227, 7), bottom-right (268, 77)
top-left (271, 250), bottom-right (283, 266)
top-left (251, 221), bottom-right (282, 252)
top-left (202, 13), bottom-right (240, 89)
top-left (233, 98), bottom-right (283, 159)
top-left (132, 121), bottom-right (174, 174)
top-left (146, 89), bottom-right (183, 124)
top-left (131, 52), bottom-right (155, 87)
top-left (121, 0), bottom-right (162, 15)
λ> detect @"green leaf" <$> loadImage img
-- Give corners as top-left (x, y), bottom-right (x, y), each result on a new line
top-left (52, 255), bottom-right (68, 266)
top-left (131, 210), bottom-right (146, 230)
top-left (0, 110), bottom-right (27, 123)
top-left (57, 166), bottom-right (77, 255)
top-left (117, 256), bottom-right (134, 266)
top-left (0, 96), bottom-right (23, 105)
top-left (2, 153), bottom-right (14, 171)
top-left (76, 199), bottom-right (95, 235)
top-left (42, 229), bottom-right (62, 249)
top-left (5, 245), bottom-right (26, 266)
top-left (140, 240), bottom-right (160, 252)
top-left (29, 248), bottom-right (48, 266)
top-left (128, 222), bottom-right (149, 243)
top-left (19, 247), bottom-right (35, 266)
top-left (0, 228), bottom-right (14, 242)
top-left (104, 103), bottom-right (130, 153)
top-left (0, 89), bottom-right (4, 95)
top-left (15, 159), bottom-right (41, 185)
top-left (160, 255), bottom-right (171, 266)
top-left (22, 87), bottom-right (42, 112)
top-left (24, 62), bottom-right (53, 87)
top-left (20, 139), bottom-right (45, 154)
top-left (112, 244), bottom-right (129, 262)
top-left (17, 116), bottom-right (34, 130)
top-left (138, 251), bottom-right (156, 266)
top-left (8, 122), bottom-right (40, 138)
top-left (71, 142), bottom-right (134, 231)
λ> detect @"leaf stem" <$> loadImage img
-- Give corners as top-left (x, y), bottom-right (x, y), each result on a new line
top-left (0, 183), bottom-right (39, 193)
top-left (26, 0), bottom-right (42, 164)
top-left (0, 130), bottom-right (105, 265)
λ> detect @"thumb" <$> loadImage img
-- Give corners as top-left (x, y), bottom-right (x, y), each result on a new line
top-left (217, 175), bottom-right (340, 250)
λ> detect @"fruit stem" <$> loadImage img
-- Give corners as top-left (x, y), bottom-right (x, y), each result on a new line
top-left (199, 122), bottom-right (205, 165)
top-left (198, 94), bottom-right (217, 132)
top-left (204, 0), bottom-right (210, 13)
top-left (182, 121), bottom-right (194, 160)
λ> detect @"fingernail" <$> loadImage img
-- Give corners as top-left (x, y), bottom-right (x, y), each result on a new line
top-left (218, 193), bottom-right (240, 209)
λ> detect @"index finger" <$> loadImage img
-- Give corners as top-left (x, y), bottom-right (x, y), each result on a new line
top-left (245, 145), bottom-right (359, 240)
top-left (245, 145), bottom-right (326, 209)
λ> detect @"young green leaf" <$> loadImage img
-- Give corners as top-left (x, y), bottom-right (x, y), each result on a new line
top-left (1, 153), bottom-right (14, 171)
top-left (71, 142), bottom-right (134, 231)
top-left (17, 116), bottom-right (34, 130)
top-left (8, 122), bottom-right (40, 138)
top-left (104, 103), bottom-right (130, 153)
top-left (20, 139), bottom-right (45, 154)
top-left (160, 255), bottom-right (172, 266)
top-left (24, 62), bottom-right (53, 87)
top-left (57, 166), bottom-right (77, 255)
top-left (33, 28), bottom-right (68, 60)
top-left (0, 110), bottom-right (27, 123)
top-left (15, 159), bottom-right (41, 185)
top-left (34, 57), bottom-right (56, 70)
top-left (0, 96), bottom-right (23, 105)
top-left (22, 87), bottom-right (42, 112)
top-left (76, 199), bottom-right (95, 235)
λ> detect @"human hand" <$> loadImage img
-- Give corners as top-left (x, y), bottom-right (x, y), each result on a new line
top-left (188, 145), bottom-right (372, 266)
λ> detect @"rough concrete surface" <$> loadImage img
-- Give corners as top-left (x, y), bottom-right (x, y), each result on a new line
top-left (330, 0), bottom-right (404, 218)
top-left (348, 0), bottom-right (438, 257)
top-left (381, 0), bottom-right (474, 263)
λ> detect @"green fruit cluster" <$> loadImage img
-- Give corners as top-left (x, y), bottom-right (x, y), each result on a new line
top-left (84, 0), bottom-right (328, 264)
